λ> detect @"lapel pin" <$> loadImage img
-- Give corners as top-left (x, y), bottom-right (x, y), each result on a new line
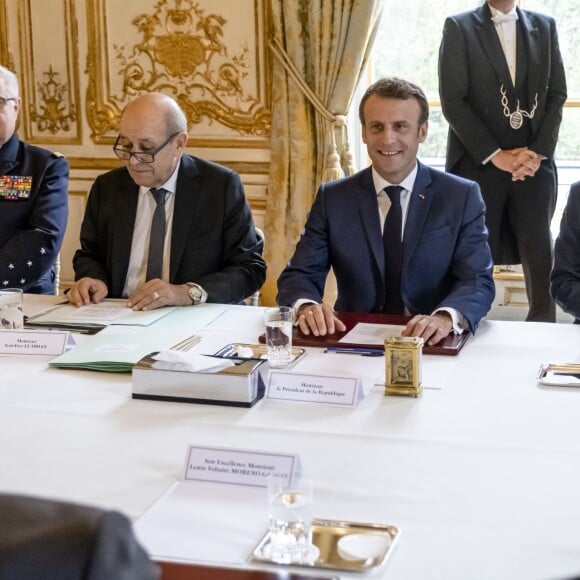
top-left (418, 193), bottom-right (426, 199)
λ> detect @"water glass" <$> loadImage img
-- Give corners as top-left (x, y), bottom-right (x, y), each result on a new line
top-left (266, 476), bottom-right (316, 564)
top-left (0, 288), bottom-right (24, 330)
top-left (264, 306), bottom-right (293, 367)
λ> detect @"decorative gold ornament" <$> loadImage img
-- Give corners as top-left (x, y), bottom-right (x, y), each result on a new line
top-left (384, 336), bottom-right (423, 397)
top-left (109, 0), bottom-right (270, 137)
top-left (30, 66), bottom-right (77, 134)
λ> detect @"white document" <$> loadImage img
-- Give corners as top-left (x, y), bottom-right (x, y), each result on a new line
top-left (135, 481), bottom-right (266, 566)
top-left (27, 301), bottom-right (175, 327)
top-left (339, 322), bottom-right (405, 345)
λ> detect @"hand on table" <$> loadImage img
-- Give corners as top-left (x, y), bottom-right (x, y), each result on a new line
top-left (402, 312), bottom-right (453, 346)
top-left (296, 303), bottom-right (347, 336)
top-left (127, 280), bottom-right (192, 310)
top-left (67, 277), bottom-right (108, 306)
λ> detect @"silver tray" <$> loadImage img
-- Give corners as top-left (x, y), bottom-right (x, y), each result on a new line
top-left (537, 362), bottom-right (580, 387)
top-left (215, 343), bottom-right (307, 368)
top-left (251, 518), bottom-right (399, 572)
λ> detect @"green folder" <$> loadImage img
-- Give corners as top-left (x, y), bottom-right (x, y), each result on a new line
top-left (48, 304), bottom-right (230, 372)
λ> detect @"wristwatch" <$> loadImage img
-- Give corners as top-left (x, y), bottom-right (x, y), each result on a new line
top-left (186, 283), bottom-right (205, 305)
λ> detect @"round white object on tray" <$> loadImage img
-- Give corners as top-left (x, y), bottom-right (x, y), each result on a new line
top-left (337, 532), bottom-right (391, 562)
top-left (236, 346), bottom-right (254, 358)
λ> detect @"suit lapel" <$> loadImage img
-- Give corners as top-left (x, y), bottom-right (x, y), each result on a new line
top-left (402, 162), bottom-right (433, 270)
top-left (517, 8), bottom-right (541, 96)
top-left (355, 167), bottom-right (385, 279)
top-left (112, 173), bottom-right (139, 295)
top-left (474, 4), bottom-right (514, 90)
top-left (170, 156), bottom-right (200, 281)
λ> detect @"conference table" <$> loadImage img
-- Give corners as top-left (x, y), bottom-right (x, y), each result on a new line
top-left (2, 295), bottom-right (580, 580)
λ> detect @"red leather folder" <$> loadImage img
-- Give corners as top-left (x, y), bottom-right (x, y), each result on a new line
top-left (159, 561), bottom-right (336, 580)
top-left (259, 311), bottom-right (469, 356)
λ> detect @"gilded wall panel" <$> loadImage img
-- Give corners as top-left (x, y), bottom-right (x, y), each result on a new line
top-left (17, 0), bottom-right (81, 144)
top-left (0, 0), bottom-right (16, 71)
top-left (59, 191), bottom-right (86, 287)
top-left (86, 0), bottom-right (271, 147)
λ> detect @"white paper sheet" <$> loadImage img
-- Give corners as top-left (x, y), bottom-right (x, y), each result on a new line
top-left (134, 481), bottom-right (267, 566)
top-left (339, 323), bottom-right (405, 345)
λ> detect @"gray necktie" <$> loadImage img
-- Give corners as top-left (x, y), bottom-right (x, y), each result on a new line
top-left (145, 188), bottom-right (167, 281)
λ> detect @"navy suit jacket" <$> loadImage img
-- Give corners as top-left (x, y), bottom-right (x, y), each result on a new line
top-left (551, 182), bottom-right (580, 322)
top-left (0, 494), bottom-right (159, 580)
top-left (439, 3), bottom-right (567, 170)
top-left (73, 154), bottom-right (266, 304)
top-left (0, 134), bottom-right (69, 294)
top-left (277, 163), bottom-right (495, 333)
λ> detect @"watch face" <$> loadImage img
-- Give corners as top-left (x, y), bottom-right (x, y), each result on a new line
top-left (188, 285), bottom-right (201, 303)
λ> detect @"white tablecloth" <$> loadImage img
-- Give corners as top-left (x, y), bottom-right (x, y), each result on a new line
top-left (2, 295), bottom-right (580, 580)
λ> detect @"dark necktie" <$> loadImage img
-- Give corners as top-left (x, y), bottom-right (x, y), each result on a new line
top-left (145, 187), bottom-right (167, 281)
top-left (383, 186), bottom-right (404, 314)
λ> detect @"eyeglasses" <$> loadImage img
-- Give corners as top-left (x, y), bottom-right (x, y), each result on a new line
top-left (0, 97), bottom-right (18, 108)
top-left (113, 132), bottom-right (180, 164)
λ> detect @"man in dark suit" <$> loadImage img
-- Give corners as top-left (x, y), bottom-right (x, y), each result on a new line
top-left (0, 493), bottom-right (159, 580)
top-left (69, 92), bottom-right (265, 309)
top-left (439, 0), bottom-right (567, 322)
top-left (551, 182), bottom-right (580, 322)
top-left (0, 65), bottom-right (69, 294)
top-left (277, 78), bottom-right (495, 346)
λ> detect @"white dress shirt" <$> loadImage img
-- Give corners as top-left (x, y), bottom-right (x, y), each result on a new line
top-left (122, 164), bottom-right (180, 297)
top-left (490, 5), bottom-right (518, 85)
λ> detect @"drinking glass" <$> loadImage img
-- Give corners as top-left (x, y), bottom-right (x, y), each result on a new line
top-left (265, 476), bottom-right (317, 564)
top-left (264, 306), bottom-right (293, 367)
top-left (0, 288), bottom-right (24, 330)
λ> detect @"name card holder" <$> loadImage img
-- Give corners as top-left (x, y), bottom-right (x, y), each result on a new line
top-left (0, 330), bottom-right (69, 356)
top-left (267, 371), bottom-right (364, 408)
top-left (183, 445), bottom-right (302, 488)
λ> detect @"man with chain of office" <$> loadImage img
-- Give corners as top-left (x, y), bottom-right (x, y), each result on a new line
top-left (439, 0), bottom-right (567, 322)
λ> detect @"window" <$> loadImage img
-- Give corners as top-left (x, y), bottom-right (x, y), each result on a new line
top-left (357, 0), bottom-right (580, 229)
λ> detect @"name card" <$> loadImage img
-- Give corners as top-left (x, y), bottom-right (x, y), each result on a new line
top-left (183, 445), bottom-right (302, 487)
top-left (0, 330), bottom-right (68, 356)
top-left (267, 371), bottom-right (364, 408)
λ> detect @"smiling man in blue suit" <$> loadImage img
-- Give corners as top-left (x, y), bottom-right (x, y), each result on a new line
top-left (277, 78), bottom-right (495, 346)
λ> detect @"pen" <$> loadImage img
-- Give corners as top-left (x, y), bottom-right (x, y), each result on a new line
top-left (325, 347), bottom-right (384, 357)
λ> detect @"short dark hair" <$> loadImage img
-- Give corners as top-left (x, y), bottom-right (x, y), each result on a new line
top-left (358, 77), bottom-right (429, 126)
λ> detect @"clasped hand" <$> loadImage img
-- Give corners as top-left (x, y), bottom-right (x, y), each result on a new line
top-left (491, 147), bottom-right (544, 181)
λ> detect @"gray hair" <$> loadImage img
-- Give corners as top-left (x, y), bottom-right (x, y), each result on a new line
top-left (0, 65), bottom-right (19, 97)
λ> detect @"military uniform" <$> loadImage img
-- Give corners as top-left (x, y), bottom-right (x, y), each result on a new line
top-left (0, 133), bottom-right (69, 293)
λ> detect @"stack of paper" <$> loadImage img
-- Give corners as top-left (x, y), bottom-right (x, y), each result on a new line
top-left (48, 304), bottom-right (230, 372)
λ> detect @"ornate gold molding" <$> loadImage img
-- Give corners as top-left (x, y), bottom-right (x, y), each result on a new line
top-left (17, 0), bottom-right (81, 144)
top-left (0, 0), bottom-right (15, 71)
top-left (30, 66), bottom-right (77, 134)
top-left (86, 0), bottom-right (271, 146)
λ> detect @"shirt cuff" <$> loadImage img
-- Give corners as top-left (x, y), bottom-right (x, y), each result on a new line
top-left (432, 307), bottom-right (465, 334)
top-left (482, 148), bottom-right (501, 165)
top-left (292, 299), bottom-right (318, 323)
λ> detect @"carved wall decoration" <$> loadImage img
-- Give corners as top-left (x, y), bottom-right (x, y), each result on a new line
top-left (0, 1), bottom-right (16, 72)
top-left (30, 66), bottom-right (77, 134)
top-left (16, 0), bottom-right (81, 144)
top-left (86, 0), bottom-right (271, 146)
